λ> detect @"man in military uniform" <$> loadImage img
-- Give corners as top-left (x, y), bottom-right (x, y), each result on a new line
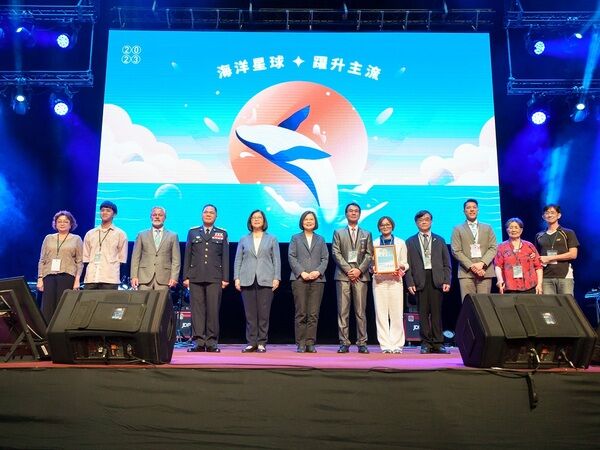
top-left (183, 204), bottom-right (229, 352)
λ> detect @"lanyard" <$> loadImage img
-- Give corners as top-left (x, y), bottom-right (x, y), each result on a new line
top-left (98, 228), bottom-right (111, 250)
top-left (511, 240), bottom-right (523, 266)
top-left (547, 230), bottom-right (560, 250)
top-left (56, 233), bottom-right (69, 256)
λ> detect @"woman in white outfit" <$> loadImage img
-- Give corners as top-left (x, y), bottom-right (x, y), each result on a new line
top-left (372, 216), bottom-right (408, 354)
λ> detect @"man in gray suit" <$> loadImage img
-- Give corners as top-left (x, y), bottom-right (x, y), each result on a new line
top-left (130, 206), bottom-right (180, 291)
top-left (332, 202), bottom-right (374, 354)
top-left (183, 204), bottom-right (229, 353)
top-left (451, 198), bottom-right (497, 301)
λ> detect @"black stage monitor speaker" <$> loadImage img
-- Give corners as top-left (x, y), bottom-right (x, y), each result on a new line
top-left (592, 326), bottom-right (600, 366)
top-left (0, 276), bottom-right (50, 361)
top-left (456, 294), bottom-right (597, 369)
top-left (47, 289), bottom-right (176, 364)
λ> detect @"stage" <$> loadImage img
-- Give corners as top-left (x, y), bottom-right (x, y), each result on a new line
top-left (1, 345), bottom-right (599, 449)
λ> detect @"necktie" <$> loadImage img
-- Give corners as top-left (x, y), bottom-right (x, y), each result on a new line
top-left (205, 228), bottom-right (210, 235)
top-left (422, 234), bottom-right (430, 255)
top-left (469, 222), bottom-right (477, 238)
top-left (351, 228), bottom-right (357, 244)
top-left (154, 229), bottom-right (161, 248)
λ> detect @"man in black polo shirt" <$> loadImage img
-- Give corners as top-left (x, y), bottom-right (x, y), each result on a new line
top-left (535, 204), bottom-right (579, 295)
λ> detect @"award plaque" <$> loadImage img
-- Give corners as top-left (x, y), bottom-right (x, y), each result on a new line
top-left (374, 245), bottom-right (397, 274)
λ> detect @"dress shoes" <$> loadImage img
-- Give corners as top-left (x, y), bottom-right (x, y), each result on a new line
top-left (392, 348), bottom-right (403, 354)
top-left (206, 345), bottom-right (221, 353)
top-left (242, 345), bottom-right (257, 353)
top-left (358, 345), bottom-right (370, 354)
top-left (337, 344), bottom-right (350, 353)
top-left (433, 345), bottom-right (449, 354)
top-left (305, 345), bottom-right (317, 353)
top-left (420, 345), bottom-right (431, 354)
top-left (296, 345), bottom-right (306, 353)
top-left (187, 344), bottom-right (205, 353)
top-left (382, 349), bottom-right (392, 354)
top-left (257, 344), bottom-right (267, 353)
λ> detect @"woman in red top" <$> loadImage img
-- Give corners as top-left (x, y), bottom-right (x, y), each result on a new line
top-left (494, 218), bottom-right (543, 294)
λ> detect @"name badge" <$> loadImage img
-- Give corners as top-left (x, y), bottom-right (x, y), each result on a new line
top-left (547, 249), bottom-right (558, 264)
top-left (51, 258), bottom-right (62, 272)
top-left (348, 250), bottom-right (358, 263)
top-left (470, 243), bottom-right (482, 258)
top-left (513, 265), bottom-right (523, 279)
top-left (94, 252), bottom-right (102, 263)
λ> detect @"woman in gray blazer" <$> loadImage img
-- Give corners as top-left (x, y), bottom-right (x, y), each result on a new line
top-left (234, 210), bottom-right (281, 353)
top-left (37, 210), bottom-right (83, 322)
top-left (288, 211), bottom-right (329, 353)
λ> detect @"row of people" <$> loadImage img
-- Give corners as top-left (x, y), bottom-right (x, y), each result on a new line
top-left (37, 199), bottom-right (578, 355)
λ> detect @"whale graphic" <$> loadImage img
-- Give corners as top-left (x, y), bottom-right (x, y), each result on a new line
top-left (235, 105), bottom-right (339, 221)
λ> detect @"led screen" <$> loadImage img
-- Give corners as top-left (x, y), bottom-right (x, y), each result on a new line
top-left (98, 30), bottom-right (500, 242)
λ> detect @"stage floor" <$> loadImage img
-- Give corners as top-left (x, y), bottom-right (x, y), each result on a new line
top-left (2, 344), bottom-right (600, 449)
top-left (2, 344), bottom-right (599, 372)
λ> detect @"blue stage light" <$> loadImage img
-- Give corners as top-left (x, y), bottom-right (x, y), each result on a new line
top-left (11, 91), bottom-right (30, 115)
top-left (56, 33), bottom-right (71, 48)
top-left (56, 29), bottom-right (77, 49)
top-left (49, 91), bottom-right (73, 116)
top-left (525, 32), bottom-right (546, 56)
top-left (527, 95), bottom-right (549, 125)
top-left (14, 24), bottom-right (36, 47)
top-left (570, 99), bottom-right (588, 123)
top-left (533, 40), bottom-right (545, 55)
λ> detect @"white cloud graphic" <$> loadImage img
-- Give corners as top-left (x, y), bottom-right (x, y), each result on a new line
top-left (99, 104), bottom-right (213, 183)
top-left (420, 117), bottom-right (499, 186)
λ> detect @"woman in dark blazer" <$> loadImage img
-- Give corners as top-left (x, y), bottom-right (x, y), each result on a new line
top-left (288, 211), bottom-right (329, 353)
top-left (234, 210), bottom-right (281, 353)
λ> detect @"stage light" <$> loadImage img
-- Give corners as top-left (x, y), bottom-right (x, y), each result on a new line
top-left (49, 90), bottom-right (73, 116)
top-left (527, 95), bottom-right (549, 125)
top-left (570, 97), bottom-right (588, 123)
top-left (574, 32), bottom-right (583, 40)
top-left (525, 31), bottom-right (546, 56)
top-left (56, 29), bottom-right (78, 49)
top-left (14, 24), bottom-right (35, 47)
top-left (11, 90), bottom-right (30, 115)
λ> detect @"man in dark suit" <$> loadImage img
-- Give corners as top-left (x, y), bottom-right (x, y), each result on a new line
top-left (183, 204), bottom-right (229, 353)
top-left (130, 206), bottom-right (180, 290)
top-left (332, 202), bottom-right (374, 354)
top-left (405, 210), bottom-right (452, 354)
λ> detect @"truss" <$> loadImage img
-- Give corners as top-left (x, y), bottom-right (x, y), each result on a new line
top-left (505, 8), bottom-right (600, 96)
top-left (0, 71), bottom-right (93, 88)
top-left (111, 7), bottom-right (495, 31)
top-left (0, 3), bottom-right (96, 90)
top-left (507, 78), bottom-right (600, 95)
top-left (506, 11), bottom-right (600, 29)
top-left (0, 4), bottom-right (96, 23)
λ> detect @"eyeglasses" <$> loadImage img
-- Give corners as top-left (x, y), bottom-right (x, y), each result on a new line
top-left (379, 223), bottom-right (392, 228)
